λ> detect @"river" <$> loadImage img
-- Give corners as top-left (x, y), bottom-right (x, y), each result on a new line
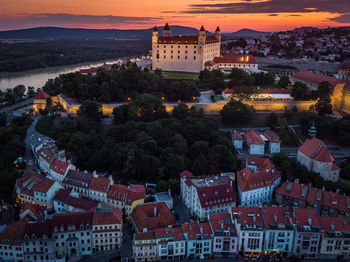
top-left (0, 58), bottom-right (125, 91)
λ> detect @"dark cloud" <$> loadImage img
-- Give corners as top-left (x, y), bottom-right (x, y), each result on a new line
top-left (177, 0), bottom-right (350, 15)
top-left (330, 13), bottom-right (350, 23)
top-left (0, 13), bottom-right (161, 30)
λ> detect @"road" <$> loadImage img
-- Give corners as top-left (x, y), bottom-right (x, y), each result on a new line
top-left (0, 97), bottom-right (33, 114)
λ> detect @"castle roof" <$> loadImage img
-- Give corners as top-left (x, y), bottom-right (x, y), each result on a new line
top-left (215, 26), bottom-right (221, 32)
top-left (200, 25), bottom-right (205, 31)
top-left (153, 26), bottom-right (158, 32)
top-left (163, 23), bottom-right (170, 31)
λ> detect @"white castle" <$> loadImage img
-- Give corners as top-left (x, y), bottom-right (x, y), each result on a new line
top-left (152, 23), bottom-right (221, 73)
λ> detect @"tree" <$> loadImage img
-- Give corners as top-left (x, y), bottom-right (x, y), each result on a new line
top-left (318, 81), bottom-right (331, 99)
top-left (207, 144), bottom-right (238, 173)
top-left (220, 100), bottom-right (255, 124)
top-left (13, 85), bottom-right (26, 99)
top-left (278, 76), bottom-right (291, 88)
top-left (291, 82), bottom-right (308, 100)
top-left (315, 97), bottom-right (332, 116)
top-left (113, 105), bottom-right (134, 124)
top-left (77, 100), bottom-right (103, 121)
top-left (172, 103), bottom-right (190, 120)
top-left (271, 152), bottom-right (291, 179)
top-left (265, 113), bottom-right (280, 129)
top-left (0, 113), bottom-right (7, 127)
top-left (131, 94), bottom-right (168, 122)
top-left (4, 89), bottom-right (16, 104)
top-left (27, 86), bottom-right (36, 97)
top-left (211, 78), bottom-right (225, 94)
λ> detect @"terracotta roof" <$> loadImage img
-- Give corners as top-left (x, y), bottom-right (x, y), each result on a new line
top-left (131, 202), bottom-right (174, 232)
top-left (23, 220), bottom-right (52, 239)
top-left (245, 130), bottom-right (265, 145)
top-left (293, 208), bottom-right (321, 227)
top-left (198, 222), bottom-right (213, 239)
top-left (204, 61), bottom-right (217, 67)
top-left (53, 211), bottom-right (93, 231)
top-left (261, 206), bottom-right (293, 229)
top-left (339, 62), bottom-right (350, 70)
top-left (182, 221), bottom-right (200, 239)
top-left (237, 157), bottom-right (281, 192)
top-left (292, 70), bottom-right (345, 88)
top-left (232, 130), bottom-right (243, 140)
top-left (33, 90), bottom-right (50, 100)
top-left (135, 231), bottom-right (155, 241)
top-left (50, 158), bottom-right (69, 176)
top-left (173, 226), bottom-right (185, 240)
top-left (65, 196), bottom-right (99, 211)
top-left (79, 68), bottom-right (97, 74)
top-left (157, 35), bottom-right (218, 44)
top-left (209, 213), bottom-right (235, 232)
top-left (89, 176), bottom-right (110, 193)
top-left (0, 216), bottom-right (32, 246)
top-left (232, 207), bottom-right (265, 227)
top-left (63, 169), bottom-right (93, 189)
top-left (36, 147), bottom-right (55, 165)
top-left (20, 203), bottom-right (47, 220)
top-left (53, 188), bottom-right (72, 202)
top-left (195, 176), bottom-right (237, 208)
top-left (16, 169), bottom-right (55, 194)
top-left (213, 54), bottom-right (257, 64)
top-left (320, 216), bottom-right (350, 236)
top-left (108, 184), bottom-right (128, 201)
top-left (154, 227), bottom-right (174, 238)
top-left (126, 184), bottom-right (146, 205)
top-left (93, 206), bottom-right (122, 226)
top-left (331, 163), bottom-right (340, 170)
top-left (298, 137), bottom-right (334, 162)
top-left (179, 170), bottom-right (194, 179)
top-left (263, 129), bottom-right (280, 143)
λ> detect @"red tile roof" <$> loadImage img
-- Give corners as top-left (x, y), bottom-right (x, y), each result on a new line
top-left (173, 226), bottom-right (185, 240)
top-left (89, 177), bottom-right (110, 193)
top-left (65, 196), bottom-right (98, 211)
top-left (237, 158), bottom-right (281, 192)
top-left (232, 130), bottom-right (243, 140)
top-left (79, 68), bottom-right (98, 74)
top-left (33, 90), bottom-right (50, 100)
top-left (293, 208), bottom-right (321, 227)
top-left (320, 216), bottom-right (350, 236)
top-left (126, 184), bottom-right (146, 205)
top-left (261, 206), bottom-right (293, 229)
top-left (53, 211), bottom-right (93, 230)
top-left (154, 227), bottom-right (174, 238)
top-left (182, 221), bottom-right (200, 239)
top-left (20, 203), bottom-right (47, 220)
top-left (222, 88), bottom-right (235, 94)
top-left (135, 231), bottom-right (155, 241)
top-left (93, 206), bottom-right (122, 226)
top-left (231, 207), bottom-right (265, 226)
top-left (63, 169), bottom-right (93, 189)
top-left (213, 54), bottom-right (257, 64)
top-left (339, 62), bottom-right (350, 70)
top-left (157, 35), bottom-right (218, 44)
top-left (198, 222), bottom-right (213, 239)
top-left (195, 176), bottom-right (237, 208)
top-left (179, 170), bottom-right (195, 179)
top-left (245, 130), bottom-right (265, 145)
top-left (292, 71), bottom-right (345, 88)
top-left (298, 137), bottom-right (334, 162)
top-left (131, 202), bottom-right (174, 232)
top-left (50, 158), bottom-right (69, 176)
top-left (36, 147), bottom-right (55, 165)
top-left (53, 188), bottom-right (72, 202)
top-left (209, 214), bottom-right (235, 232)
top-left (263, 129), bottom-right (280, 143)
top-left (16, 169), bottom-right (55, 194)
top-left (108, 184), bottom-right (128, 201)
top-left (0, 216), bottom-right (32, 246)
top-left (23, 220), bottom-right (52, 239)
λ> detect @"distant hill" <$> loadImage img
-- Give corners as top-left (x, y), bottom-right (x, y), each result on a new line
top-left (223, 28), bottom-right (270, 39)
top-left (0, 26), bottom-right (201, 40)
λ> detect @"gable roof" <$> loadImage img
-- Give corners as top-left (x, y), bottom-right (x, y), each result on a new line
top-left (232, 130), bottom-right (243, 140)
top-left (50, 158), bottom-right (69, 176)
top-left (320, 216), bottom-right (350, 236)
top-left (33, 90), bottom-right (50, 100)
top-left (209, 213), bottom-right (235, 233)
top-left (93, 206), bottom-right (122, 226)
top-left (23, 221), bottom-right (52, 239)
top-left (292, 70), bottom-right (345, 88)
top-left (53, 211), bottom-right (93, 231)
top-left (298, 137), bottom-right (334, 162)
top-left (0, 216), bottom-right (32, 246)
top-left (245, 130), bottom-right (265, 145)
top-left (89, 177), bottom-right (110, 193)
top-left (231, 207), bottom-right (265, 227)
top-left (263, 129), bottom-right (280, 143)
top-left (261, 206), bottom-right (293, 230)
top-left (63, 169), bottom-right (93, 189)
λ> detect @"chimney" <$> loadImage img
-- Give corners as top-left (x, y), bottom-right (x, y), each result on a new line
top-left (200, 226), bottom-right (203, 235)
top-left (253, 215), bottom-right (256, 224)
top-left (331, 223), bottom-right (335, 231)
top-left (308, 216), bottom-right (312, 226)
top-left (274, 213), bottom-right (278, 223)
top-left (168, 189), bottom-right (171, 196)
top-left (93, 171), bottom-right (97, 178)
top-left (221, 221), bottom-right (224, 230)
top-left (154, 206), bottom-right (157, 217)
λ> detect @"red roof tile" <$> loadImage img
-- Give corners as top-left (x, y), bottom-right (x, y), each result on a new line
top-left (64, 196), bottom-right (98, 211)
top-left (33, 90), bottom-right (50, 100)
top-left (23, 220), bottom-right (52, 239)
top-left (131, 202), bottom-right (174, 232)
top-left (261, 206), bottom-right (293, 229)
top-left (293, 208), bottom-right (321, 227)
top-left (263, 129), bottom-right (280, 143)
top-left (93, 206), bottom-right (122, 226)
top-left (154, 227), bottom-right (174, 238)
top-left (173, 226), bottom-right (185, 240)
top-left (64, 169), bottom-right (93, 189)
top-left (320, 216), bottom-right (350, 236)
top-left (179, 170), bottom-right (195, 179)
top-left (89, 177), bottom-right (110, 193)
top-left (298, 137), bottom-right (334, 162)
top-left (245, 130), bottom-right (265, 145)
top-left (50, 159), bottom-right (69, 176)
top-left (182, 221), bottom-right (200, 239)
top-left (16, 169), bottom-right (55, 194)
top-left (209, 214), bottom-right (235, 232)
top-left (0, 216), bottom-right (32, 246)
top-left (108, 184), bottom-right (128, 201)
top-left (126, 184), bottom-right (146, 205)
top-left (135, 231), bottom-right (155, 241)
top-left (231, 207), bottom-right (265, 226)
top-left (198, 222), bottom-right (213, 239)
top-left (232, 130), bottom-right (243, 140)
top-left (53, 188), bottom-right (72, 202)
top-left (292, 71), bottom-right (345, 88)
top-left (213, 54), bottom-right (257, 64)
top-left (79, 68), bottom-right (98, 74)
top-left (20, 203), bottom-right (47, 220)
top-left (53, 211), bottom-right (93, 230)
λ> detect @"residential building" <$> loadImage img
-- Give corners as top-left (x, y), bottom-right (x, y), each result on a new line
top-left (48, 159), bottom-right (74, 183)
top-left (35, 144), bottom-right (59, 172)
top-left (154, 227), bottom-right (186, 260)
top-left (180, 172), bottom-right (237, 220)
top-left (292, 208), bottom-right (322, 258)
top-left (297, 137), bottom-right (340, 182)
top-left (262, 206), bottom-right (294, 256)
top-left (232, 130), bottom-right (244, 150)
top-left (19, 203), bottom-right (47, 221)
top-left (88, 176), bottom-right (112, 203)
top-left (53, 188), bottom-right (98, 213)
top-left (237, 157), bottom-right (281, 206)
top-left (319, 216), bottom-right (350, 258)
top-left (152, 23), bottom-right (221, 73)
top-left (154, 191), bottom-right (173, 209)
top-left (275, 180), bottom-right (350, 216)
top-left (52, 211), bottom-right (93, 257)
top-left (338, 63), bottom-right (350, 79)
top-left (124, 184), bottom-right (146, 216)
top-left (62, 169), bottom-right (93, 198)
top-left (232, 207), bottom-right (265, 259)
top-left (205, 54), bottom-right (258, 73)
top-left (209, 214), bottom-right (238, 257)
top-left (23, 221), bottom-right (55, 262)
top-left (107, 184), bottom-right (128, 211)
top-left (244, 130), bottom-right (265, 155)
top-left (33, 90), bottom-right (50, 114)
top-left (79, 68), bottom-right (98, 75)
top-left (133, 231), bottom-right (157, 262)
top-left (0, 217), bottom-right (29, 262)
top-left (131, 202), bottom-right (174, 233)
top-left (16, 169), bottom-right (63, 207)
top-left (92, 205), bottom-right (123, 252)
top-left (262, 129), bottom-right (281, 153)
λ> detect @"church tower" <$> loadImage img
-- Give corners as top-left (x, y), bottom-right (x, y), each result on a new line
top-left (163, 22), bottom-right (171, 37)
top-left (215, 26), bottom-right (221, 42)
top-left (198, 25), bottom-right (206, 45)
top-left (152, 26), bottom-right (159, 44)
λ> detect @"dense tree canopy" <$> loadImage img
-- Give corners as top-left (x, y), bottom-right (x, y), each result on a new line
top-left (220, 100), bottom-right (255, 124)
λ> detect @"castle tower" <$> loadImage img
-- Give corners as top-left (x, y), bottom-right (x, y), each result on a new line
top-left (163, 22), bottom-right (171, 37)
top-left (198, 25), bottom-right (206, 45)
top-left (215, 26), bottom-right (221, 42)
top-left (152, 26), bottom-right (159, 44)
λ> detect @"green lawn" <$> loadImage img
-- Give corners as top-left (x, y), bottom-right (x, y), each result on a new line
top-left (162, 71), bottom-right (199, 80)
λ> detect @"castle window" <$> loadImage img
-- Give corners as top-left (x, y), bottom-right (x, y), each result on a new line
top-left (194, 56), bottom-right (196, 60)
top-left (164, 56), bottom-right (166, 59)
top-left (194, 51), bottom-right (196, 54)
top-left (185, 51), bottom-right (187, 54)
top-left (164, 46), bottom-right (166, 48)
top-left (171, 56), bottom-right (173, 59)
top-left (178, 51), bottom-right (180, 54)
top-left (178, 56), bottom-right (180, 59)
top-left (171, 50), bottom-right (173, 54)
top-left (185, 56), bottom-right (187, 59)
top-left (164, 50), bottom-right (166, 53)
top-left (171, 46), bottom-right (173, 48)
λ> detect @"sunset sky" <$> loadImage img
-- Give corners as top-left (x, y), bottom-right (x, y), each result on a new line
top-left (1, 0), bottom-right (350, 32)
